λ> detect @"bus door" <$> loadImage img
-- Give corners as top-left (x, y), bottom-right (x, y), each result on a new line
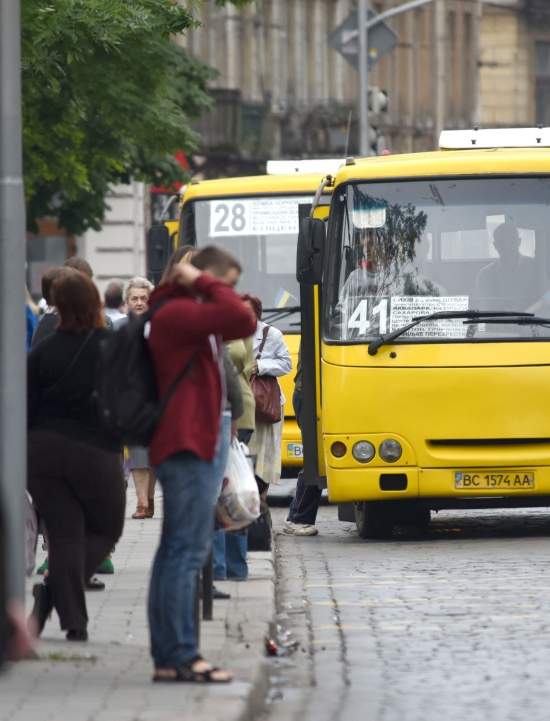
top-left (297, 202), bottom-right (330, 489)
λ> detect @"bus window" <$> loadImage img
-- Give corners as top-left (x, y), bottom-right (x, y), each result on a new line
top-left (325, 177), bottom-right (550, 343)
top-left (191, 195), bottom-right (314, 332)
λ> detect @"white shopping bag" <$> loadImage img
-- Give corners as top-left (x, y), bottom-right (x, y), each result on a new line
top-left (215, 439), bottom-right (260, 531)
top-left (24, 492), bottom-right (38, 578)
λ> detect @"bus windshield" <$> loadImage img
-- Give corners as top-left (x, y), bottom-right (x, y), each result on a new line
top-left (191, 195), bottom-right (312, 332)
top-left (324, 177), bottom-right (550, 343)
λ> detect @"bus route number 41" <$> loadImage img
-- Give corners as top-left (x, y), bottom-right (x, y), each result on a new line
top-left (348, 299), bottom-right (388, 335)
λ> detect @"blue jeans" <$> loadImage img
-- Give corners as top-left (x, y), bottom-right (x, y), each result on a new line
top-left (213, 531), bottom-right (248, 580)
top-left (148, 451), bottom-right (220, 668)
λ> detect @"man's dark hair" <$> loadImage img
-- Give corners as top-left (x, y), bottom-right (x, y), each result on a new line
top-left (41, 267), bottom-right (63, 306)
top-left (64, 256), bottom-right (94, 278)
top-left (104, 281), bottom-right (124, 309)
top-left (191, 245), bottom-right (242, 276)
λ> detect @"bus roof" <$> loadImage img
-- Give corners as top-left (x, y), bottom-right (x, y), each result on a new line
top-left (182, 173), bottom-right (329, 205)
top-left (334, 147), bottom-right (550, 187)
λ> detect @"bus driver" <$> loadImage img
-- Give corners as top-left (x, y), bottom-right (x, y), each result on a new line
top-left (474, 221), bottom-right (544, 312)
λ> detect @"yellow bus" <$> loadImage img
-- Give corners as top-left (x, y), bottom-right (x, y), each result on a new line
top-left (176, 168), bottom-right (335, 468)
top-left (298, 129), bottom-right (550, 537)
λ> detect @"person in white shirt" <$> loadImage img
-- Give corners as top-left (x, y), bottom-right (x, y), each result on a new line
top-left (242, 294), bottom-right (291, 495)
top-left (103, 281), bottom-right (127, 324)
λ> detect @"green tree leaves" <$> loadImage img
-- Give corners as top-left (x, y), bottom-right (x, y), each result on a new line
top-left (22, 1), bottom-right (245, 235)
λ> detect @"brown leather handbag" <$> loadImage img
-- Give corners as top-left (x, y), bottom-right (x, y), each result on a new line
top-left (251, 326), bottom-right (282, 424)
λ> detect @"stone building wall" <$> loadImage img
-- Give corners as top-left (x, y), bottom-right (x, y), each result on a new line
top-left (180, 0), bottom-right (480, 160)
top-left (479, 4), bottom-right (533, 126)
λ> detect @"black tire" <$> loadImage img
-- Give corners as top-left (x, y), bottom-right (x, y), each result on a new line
top-left (396, 506), bottom-right (431, 529)
top-left (354, 501), bottom-right (395, 539)
top-left (412, 508), bottom-right (431, 528)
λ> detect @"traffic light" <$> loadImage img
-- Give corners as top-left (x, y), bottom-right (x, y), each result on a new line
top-left (368, 87), bottom-right (388, 115)
top-left (368, 86), bottom-right (389, 155)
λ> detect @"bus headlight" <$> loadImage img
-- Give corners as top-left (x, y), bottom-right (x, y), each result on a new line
top-left (352, 441), bottom-right (375, 463)
top-left (379, 439), bottom-right (402, 463)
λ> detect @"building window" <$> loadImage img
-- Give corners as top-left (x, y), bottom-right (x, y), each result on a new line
top-left (535, 42), bottom-right (550, 125)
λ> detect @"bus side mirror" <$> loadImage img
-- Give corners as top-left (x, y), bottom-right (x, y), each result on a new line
top-left (297, 217), bottom-right (325, 285)
top-left (146, 224), bottom-right (172, 285)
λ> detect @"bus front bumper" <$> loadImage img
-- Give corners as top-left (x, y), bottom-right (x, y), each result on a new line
top-left (327, 466), bottom-right (550, 506)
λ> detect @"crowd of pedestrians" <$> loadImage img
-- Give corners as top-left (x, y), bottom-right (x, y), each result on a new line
top-left (9, 242), bottom-right (318, 682)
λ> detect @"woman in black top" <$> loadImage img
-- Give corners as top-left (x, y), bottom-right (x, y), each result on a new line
top-left (28, 268), bottom-right (125, 642)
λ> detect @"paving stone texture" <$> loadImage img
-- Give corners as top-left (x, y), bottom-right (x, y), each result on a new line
top-left (0, 490), bottom-right (274, 721)
top-left (268, 506), bottom-right (550, 721)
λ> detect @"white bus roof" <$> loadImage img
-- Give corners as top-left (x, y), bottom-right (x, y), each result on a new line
top-left (440, 128), bottom-right (550, 149)
top-left (267, 159), bottom-right (346, 176)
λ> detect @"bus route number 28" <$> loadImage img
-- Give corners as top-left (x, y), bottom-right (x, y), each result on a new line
top-left (211, 201), bottom-right (248, 235)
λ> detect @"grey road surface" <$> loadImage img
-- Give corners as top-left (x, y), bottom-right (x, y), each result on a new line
top-left (268, 506), bottom-right (550, 721)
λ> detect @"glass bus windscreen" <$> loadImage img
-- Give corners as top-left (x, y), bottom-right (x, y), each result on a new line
top-left (192, 195), bottom-right (313, 332)
top-left (325, 177), bottom-right (550, 343)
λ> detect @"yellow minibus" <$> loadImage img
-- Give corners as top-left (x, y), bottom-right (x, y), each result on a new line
top-left (298, 129), bottom-right (550, 537)
top-left (177, 168), bottom-right (335, 468)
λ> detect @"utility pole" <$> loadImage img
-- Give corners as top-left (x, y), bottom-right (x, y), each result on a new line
top-left (0, 0), bottom-right (26, 603)
top-left (434, 0), bottom-right (447, 146)
top-left (358, 0), bottom-right (370, 156)
top-left (472, 0), bottom-right (483, 127)
top-left (355, 0), bottom-right (435, 156)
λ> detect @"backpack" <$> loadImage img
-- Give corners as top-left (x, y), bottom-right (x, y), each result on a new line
top-left (96, 305), bottom-right (192, 446)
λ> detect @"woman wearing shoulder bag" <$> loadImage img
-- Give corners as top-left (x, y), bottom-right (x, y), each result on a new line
top-left (242, 295), bottom-right (291, 501)
top-left (27, 268), bottom-right (125, 642)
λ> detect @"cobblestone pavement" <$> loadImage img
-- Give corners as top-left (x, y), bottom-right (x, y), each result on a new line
top-left (0, 490), bottom-right (274, 721)
top-left (268, 505), bottom-right (550, 721)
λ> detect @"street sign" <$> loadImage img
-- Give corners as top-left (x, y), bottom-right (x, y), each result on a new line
top-left (328, 9), bottom-right (398, 70)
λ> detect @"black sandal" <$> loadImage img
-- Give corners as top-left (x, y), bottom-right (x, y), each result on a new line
top-left (153, 655), bottom-right (233, 684)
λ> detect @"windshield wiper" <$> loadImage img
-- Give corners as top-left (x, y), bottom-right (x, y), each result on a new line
top-left (367, 310), bottom-right (535, 356)
top-left (464, 315), bottom-right (550, 326)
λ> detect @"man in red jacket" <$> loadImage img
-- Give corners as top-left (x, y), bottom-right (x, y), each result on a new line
top-left (146, 249), bottom-right (255, 684)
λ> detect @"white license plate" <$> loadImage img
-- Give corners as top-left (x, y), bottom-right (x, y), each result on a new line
top-left (287, 443), bottom-right (303, 459)
top-left (454, 471), bottom-right (535, 490)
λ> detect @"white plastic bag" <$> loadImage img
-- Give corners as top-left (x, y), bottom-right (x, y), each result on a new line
top-left (24, 492), bottom-right (38, 578)
top-left (215, 440), bottom-right (260, 531)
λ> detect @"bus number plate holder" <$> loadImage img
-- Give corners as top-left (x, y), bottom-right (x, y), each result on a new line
top-left (287, 443), bottom-right (303, 459)
top-left (454, 471), bottom-right (535, 490)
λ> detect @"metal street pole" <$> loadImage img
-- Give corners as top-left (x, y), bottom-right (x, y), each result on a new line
top-left (367, 0), bottom-right (435, 30)
top-left (434, 0), bottom-right (447, 145)
top-left (0, 0), bottom-right (26, 603)
top-left (358, 0), bottom-right (369, 156)
top-left (346, 0), bottom-right (435, 45)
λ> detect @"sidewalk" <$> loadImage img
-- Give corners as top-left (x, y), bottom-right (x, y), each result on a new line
top-left (0, 490), bottom-right (275, 721)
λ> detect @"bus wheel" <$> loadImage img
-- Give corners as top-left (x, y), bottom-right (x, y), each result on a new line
top-left (354, 502), bottom-right (395, 539)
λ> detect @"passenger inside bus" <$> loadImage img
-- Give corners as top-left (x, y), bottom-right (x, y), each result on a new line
top-left (474, 221), bottom-right (545, 311)
top-left (339, 231), bottom-right (443, 302)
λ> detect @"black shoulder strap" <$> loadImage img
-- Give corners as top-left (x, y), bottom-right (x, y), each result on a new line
top-left (256, 325), bottom-right (270, 360)
top-left (157, 355), bottom-right (195, 416)
top-left (147, 298), bottom-right (195, 415)
top-left (44, 330), bottom-right (95, 397)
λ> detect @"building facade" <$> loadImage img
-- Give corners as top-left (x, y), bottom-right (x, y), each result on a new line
top-left (181, 0), bottom-right (481, 170)
top-left (479, 0), bottom-right (550, 127)
top-left (31, 1), bottom-right (550, 289)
